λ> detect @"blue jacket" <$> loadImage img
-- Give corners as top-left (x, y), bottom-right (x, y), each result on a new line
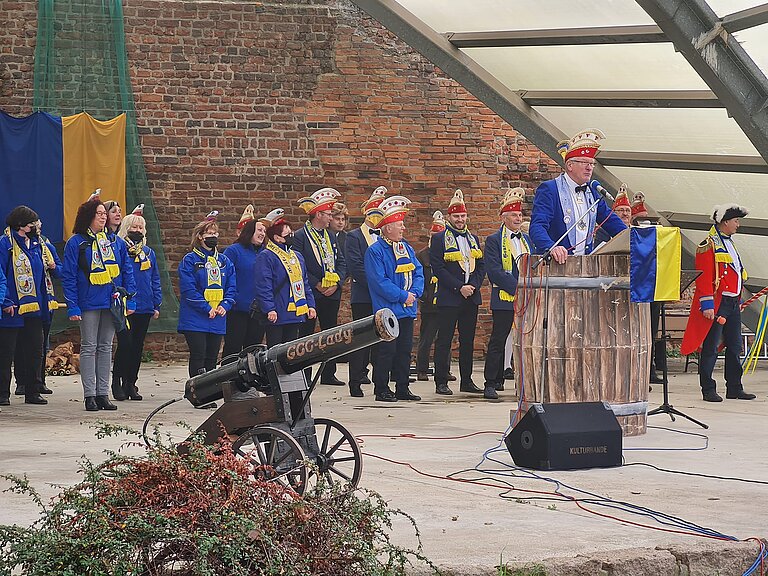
top-left (127, 245), bottom-right (162, 315)
top-left (61, 233), bottom-right (136, 318)
top-left (530, 176), bottom-right (626, 255)
top-left (177, 248), bottom-right (236, 335)
top-left (223, 242), bottom-right (263, 313)
top-left (364, 237), bottom-right (424, 319)
top-left (254, 245), bottom-right (316, 325)
top-left (484, 229), bottom-right (532, 311)
top-left (292, 224), bottom-right (347, 301)
top-left (429, 228), bottom-right (486, 307)
top-left (0, 232), bottom-right (48, 328)
top-left (345, 226), bottom-right (380, 304)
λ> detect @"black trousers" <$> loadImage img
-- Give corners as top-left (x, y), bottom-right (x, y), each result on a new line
top-left (182, 331), bottom-right (223, 378)
top-left (699, 295), bottom-right (743, 394)
top-left (1, 317), bottom-right (44, 399)
top-left (222, 310), bottom-right (265, 363)
top-left (299, 293), bottom-right (340, 381)
top-left (434, 301), bottom-right (478, 386)
top-left (265, 322), bottom-right (301, 348)
top-left (483, 309), bottom-right (515, 388)
top-left (373, 316), bottom-right (414, 396)
top-left (415, 310), bottom-right (439, 373)
top-left (113, 313), bottom-right (152, 386)
top-left (349, 302), bottom-right (376, 385)
top-left (14, 318), bottom-right (52, 388)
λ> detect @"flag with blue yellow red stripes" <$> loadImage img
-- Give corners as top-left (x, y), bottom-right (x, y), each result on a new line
top-left (630, 226), bottom-right (681, 302)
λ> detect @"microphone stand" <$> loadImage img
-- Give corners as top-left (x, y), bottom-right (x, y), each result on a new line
top-left (532, 191), bottom-right (603, 402)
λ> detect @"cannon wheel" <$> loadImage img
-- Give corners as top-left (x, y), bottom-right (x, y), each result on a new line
top-left (232, 425), bottom-right (309, 495)
top-left (309, 418), bottom-right (363, 489)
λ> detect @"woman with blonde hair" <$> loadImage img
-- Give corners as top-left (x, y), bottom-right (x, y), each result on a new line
top-left (177, 211), bottom-right (236, 378)
top-left (112, 205), bottom-right (162, 400)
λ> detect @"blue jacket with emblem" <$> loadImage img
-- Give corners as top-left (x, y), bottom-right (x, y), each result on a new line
top-left (0, 232), bottom-right (48, 327)
top-left (223, 242), bottom-right (263, 313)
top-left (429, 228), bottom-right (486, 307)
top-left (254, 245), bottom-right (316, 325)
top-left (364, 237), bottom-right (424, 319)
top-left (484, 228), bottom-right (532, 311)
top-left (177, 248), bottom-right (236, 335)
top-left (529, 177), bottom-right (625, 255)
top-left (61, 233), bottom-right (136, 318)
top-left (127, 245), bottom-right (162, 315)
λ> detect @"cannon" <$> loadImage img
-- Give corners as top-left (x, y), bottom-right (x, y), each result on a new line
top-left (183, 309), bottom-right (399, 495)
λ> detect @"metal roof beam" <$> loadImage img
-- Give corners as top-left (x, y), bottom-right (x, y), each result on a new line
top-left (636, 0), bottom-right (768, 162)
top-left (445, 25), bottom-right (666, 48)
top-left (599, 151), bottom-right (768, 173)
top-left (722, 3), bottom-right (768, 33)
top-left (660, 212), bottom-right (768, 235)
top-left (519, 89), bottom-right (721, 108)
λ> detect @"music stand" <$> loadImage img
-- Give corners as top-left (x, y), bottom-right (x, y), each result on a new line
top-left (647, 270), bottom-right (707, 429)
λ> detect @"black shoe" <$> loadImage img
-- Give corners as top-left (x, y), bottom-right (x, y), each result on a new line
top-left (702, 391), bottom-right (723, 402)
top-left (447, 372), bottom-right (457, 382)
top-left (0, 397), bottom-right (9, 406)
top-left (360, 376), bottom-right (371, 385)
top-left (435, 384), bottom-right (453, 395)
top-left (14, 385), bottom-right (25, 396)
top-left (84, 397), bottom-right (99, 411)
top-left (112, 378), bottom-right (127, 401)
top-left (494, 383), bottom-right (505, 391)
top-left (95, 395), bottom-right (117, 410)
top-left (416, 372), bottom-right (429, 381)
top-left (483, 386), bottom-right (499, 400)
top-left (649, 374), bottom-right (664, 385)
top-left (503, 368), bottom-right (515, 381)
top-left (25, 394), bottom-right (48, 405)
top-left (124, 382), bottom-right (143, 401)
top-left (321, 377), bottom-right (346, 386)
top-left (349, 385), bottom-right (364, 398)
top-left (459, 382), bottom-right (483, 394)
top-left (726, 390), bottom-right (756, 400)
top-left (375, 390), bottom-right (398, 402)
top-left (396, 389), bottom-right (421, 401)
top-left (39, 385), bottom-right (53, 394)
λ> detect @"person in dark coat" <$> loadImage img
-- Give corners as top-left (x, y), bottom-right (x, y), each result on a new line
top-left (430, 189), bottom-right (486, 396)
top-left (344, 186), bottom-right (387, 397)
top-left (292, 187), bottom-right (347, 386)
top-left (415, 210), bottom-right (454, 383)
top-left (482, 188), bottom-right (532, 400)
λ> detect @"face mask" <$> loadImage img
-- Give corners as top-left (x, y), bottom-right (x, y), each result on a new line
top-left (127, 231), bottom-right (144, 244)
top-left (203, 236), bottom-right (218, 249)
top-left (27, 230), bottom-right (39, 241)
top-left (282, 233), bottom-right (294, 249)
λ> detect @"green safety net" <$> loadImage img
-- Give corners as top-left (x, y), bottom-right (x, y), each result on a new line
top-left (34, 0), bottom-right (179, 332)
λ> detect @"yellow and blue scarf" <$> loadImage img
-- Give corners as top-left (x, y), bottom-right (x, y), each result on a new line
top-left (709, 226), bottom-right (747, 290)
top-left (266, 240), bottom-right (309, 316)
top-left (383, 237), bottom-right (415, 305)
top-left (499, 225), bottom-right (530, 302)
top-left (87, 228), bottom-right (119, 285)
top-left (193, 247), bottom-right (223, 308)
top-left (7, 229), bottom-right (39, 315)
top-left (128, 241), bottom-right (151, 271)
top-left (40, 236), bottom-right (59, 312)
top-left (443, 224), bottom-right (482, 263)
top-left (305, 222), bottom-right (340, 288)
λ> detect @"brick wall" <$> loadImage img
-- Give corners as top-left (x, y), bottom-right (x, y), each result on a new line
top-left (1, 0), bottom-right (560, 360)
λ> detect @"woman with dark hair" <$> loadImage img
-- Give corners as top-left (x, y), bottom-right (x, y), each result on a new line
top-left (62, 194), bottom-right (136, 412)
top-left (221, 205), bottom-right (267, 363)
top-left (0, 205), bottom-right (54, 406)
top-left (177, 211), bottom-right (236, 378)
top-left (112, 207), bottom-right (162, 401)
top-left (254, 209), bottom-right (316, 347)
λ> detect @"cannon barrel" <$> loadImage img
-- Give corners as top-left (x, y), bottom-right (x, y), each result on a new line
top-left (266, 308), bottom-right (398, 373)
top-left (184, 309), bottom-right (399, 406)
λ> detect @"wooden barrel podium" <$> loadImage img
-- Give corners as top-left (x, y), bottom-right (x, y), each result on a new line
top-left (514, 254), bottom-right (650, 436)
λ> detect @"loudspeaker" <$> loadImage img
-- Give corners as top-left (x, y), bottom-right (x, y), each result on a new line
top-left (504, 402), bottom-right (622, 471)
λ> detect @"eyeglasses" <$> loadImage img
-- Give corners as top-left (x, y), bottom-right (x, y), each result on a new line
top-left (95, 210), bottom-right (108, 216)
top-left (570, 160), bottom-right (596, 168)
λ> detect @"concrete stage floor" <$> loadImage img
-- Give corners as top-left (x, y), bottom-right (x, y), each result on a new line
top-left (1, 358), bottom-right (766, 575)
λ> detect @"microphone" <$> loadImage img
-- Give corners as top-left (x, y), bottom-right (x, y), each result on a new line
top-left (589, 180), bottom-right (614, 202)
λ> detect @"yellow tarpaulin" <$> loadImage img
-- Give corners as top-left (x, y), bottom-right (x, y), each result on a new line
top-left (62, 112), bottom-right (126, 238)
